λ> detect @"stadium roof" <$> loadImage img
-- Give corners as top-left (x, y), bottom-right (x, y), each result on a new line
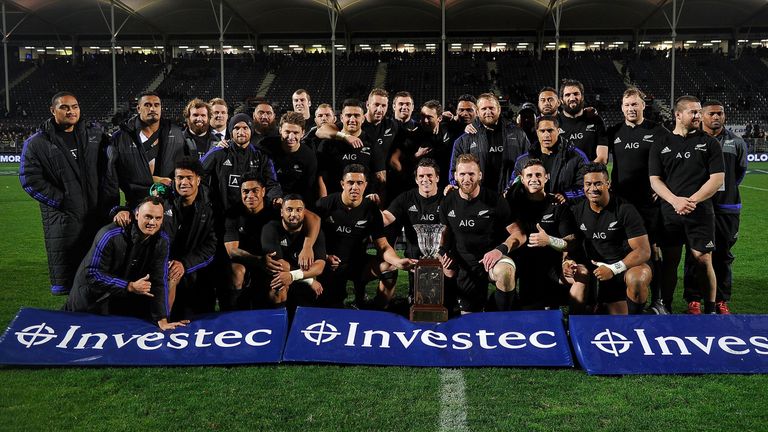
top-left (2, 0), bottom-right (767, 42)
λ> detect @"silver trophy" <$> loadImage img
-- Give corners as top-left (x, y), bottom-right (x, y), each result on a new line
top-left (411, 224), bottom-right (448, 322)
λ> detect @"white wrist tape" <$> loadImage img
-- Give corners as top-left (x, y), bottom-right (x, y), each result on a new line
top-left (594, 261), bottom-right (627, 275)
top-left (289, 269), bottom-right (304, 281)
top-left (335, 131), bottom-right (347, 139)
top-left (548, 236), bottom-right (566, 251)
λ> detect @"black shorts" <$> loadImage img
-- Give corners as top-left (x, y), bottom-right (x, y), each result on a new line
top-left (592, 272), bottom-right (628, 304)
top-left (634, 203), bottom-right (661, 244)
top-left (515, 253), bottom-right (566, 306)
top-left (455, 265), bottom-right (491, 312)
top-left (658, 205), bottom-right (716, 253)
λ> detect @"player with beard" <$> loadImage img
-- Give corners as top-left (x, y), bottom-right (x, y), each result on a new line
top-left (682, 100), bottom-right (747, 314)
top-left (316, 99), bottom-right (384, 199)
top-left (261, 194), bottom-right (326, 315)
top-left (251, 100), bottom-right (278, 147)
top-left (598, 87), bottom-right (669, 314)
top-left (382, 158), bottom-right (445, 302)
top-left (65, 197), bottom-right (188, 329)
top-left (441, 94), bottom-right (478, 145)
top-left (391, 100), bottom-right (453, 190)
top-left (316, 164), bottom-right (416, 309)
top-left (505, 159), bottom-right (586, 312)
top-left (557, 79), bottom-right (607, 163)
top-left (259, 112), bottom-right (318, 203)
top-left (514, 115), bottom-right (588, 202)
top-left (568, 163), bottom-right (652, 314)
top-left (439, 154), bottom-right (518, 313)
top-left (649, 95), bottom-right (724, 314)
top-left (182, 98), bottom-right (219, 159)
top-left (449, 93), bottom-right (530, 194)
top-left (209, 98), bottom-right (229, 141)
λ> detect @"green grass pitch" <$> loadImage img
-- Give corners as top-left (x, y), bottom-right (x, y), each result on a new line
top-left (1, 163), bottom-right (768, 431)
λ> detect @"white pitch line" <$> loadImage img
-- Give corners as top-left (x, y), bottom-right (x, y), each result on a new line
top-left (439, 368), bottom-right (470, 432)
top-left (742, 185), bottom-right (768, 192)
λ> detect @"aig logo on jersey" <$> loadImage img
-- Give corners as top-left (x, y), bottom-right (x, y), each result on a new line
top-left (489, 146), bottom-right (504, 153)
top-left (675, 152), bottom-right (691, 159)
top-left (592, 232), bottom-right (607, 239)
top-left (625, 142), bottom-right (640, 149)
top-left (459, 219), bottom-right (475, 227)
top-left (342, 152), bottom-right (357, 161)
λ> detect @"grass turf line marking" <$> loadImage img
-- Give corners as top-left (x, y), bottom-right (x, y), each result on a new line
top-left (742, 185), bottom-right (768, 192)
top-left (439, 368), bottom-right (469, 432)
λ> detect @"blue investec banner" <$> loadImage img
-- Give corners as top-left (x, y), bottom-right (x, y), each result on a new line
top-left (0, 308), bottom-right (287, 366)
top-left (570, 315), bottom-right (768, 375)
top-left (283, 307), bottom-right (573, 367)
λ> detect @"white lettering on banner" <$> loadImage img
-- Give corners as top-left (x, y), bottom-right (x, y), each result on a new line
top-left (0, 155), bottom-right (20, 163)
top-left (591, 328), bottom-right (768, 357)
top-left (748, 154), bottom-right (768, 162)
top-left (305, 321), bottom-right (559, 351)
top-left (15, 323), bottom-right (273, 351)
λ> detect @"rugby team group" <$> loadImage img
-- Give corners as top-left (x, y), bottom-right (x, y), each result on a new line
top-left (19, 78), bottom-right (746, 329)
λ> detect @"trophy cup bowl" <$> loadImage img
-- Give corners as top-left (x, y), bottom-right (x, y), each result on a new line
top-left (410, 224), bottom-right (448, 322)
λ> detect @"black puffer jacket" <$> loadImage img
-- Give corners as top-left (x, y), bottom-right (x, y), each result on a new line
top-left (449, 118), bottom-right (530, 193)
top-left (65, 223), bottom-right (170, 323)
top-left (162, 185), bottom-right (217, 273)
top-left (20, 118), bottom-right (116, 289)
top-left (109, 116), bottom-right (191, 210)
top-left (513, 139), bottom-right (589, 201)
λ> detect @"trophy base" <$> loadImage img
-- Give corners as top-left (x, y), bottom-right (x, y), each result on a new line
top-left (410, 304), bottom-right (449, 322)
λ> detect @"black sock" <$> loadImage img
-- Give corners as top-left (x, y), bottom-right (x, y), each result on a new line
top-left (704, 301), bottom-right (716, 314)
top-left (495, 289), bottom-right (514, 311)
top-left (650, 259), bottom-right (663, 303)
top-left (627, 297), bottom-right (645, 314)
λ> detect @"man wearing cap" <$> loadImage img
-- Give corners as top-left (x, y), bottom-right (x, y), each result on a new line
top-left (201, 112), bottom-right (282, 213)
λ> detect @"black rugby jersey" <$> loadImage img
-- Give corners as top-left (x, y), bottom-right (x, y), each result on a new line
top-left (315, 193), bottom-right (385, 263)
top-left (571, 196), bottom-right (646, 264)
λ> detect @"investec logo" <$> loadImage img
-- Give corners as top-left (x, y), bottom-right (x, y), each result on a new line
top-left (14, 322), bottom-right (273, 350)
top-left (591, 328), bottom-right (768, 357)
top-left (301, 320), bottom-right (558, 350)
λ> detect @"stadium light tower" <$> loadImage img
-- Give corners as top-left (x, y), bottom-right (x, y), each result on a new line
top-left (663, 0), bottom-right (683, 109)
top-left (550, 0), bottom-right (563, 94)
top-left (2, 1), bottom-right (8, 113)
top-left (441, 0), bottom-right (446, 107)
top-left (664, 0), bottom-right (685, 108)
top-left (327, 0), bottom-right (340, 110)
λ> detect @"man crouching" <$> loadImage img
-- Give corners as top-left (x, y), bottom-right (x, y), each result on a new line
top-left (65, 196), bottom-right (188, 330)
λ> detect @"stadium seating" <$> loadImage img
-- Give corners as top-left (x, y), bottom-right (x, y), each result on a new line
top-left (1, 48), bottom-right (767, 148)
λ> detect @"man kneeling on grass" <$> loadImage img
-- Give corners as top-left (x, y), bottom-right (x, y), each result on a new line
top-left (65, 196), bottom-right (188, 330)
